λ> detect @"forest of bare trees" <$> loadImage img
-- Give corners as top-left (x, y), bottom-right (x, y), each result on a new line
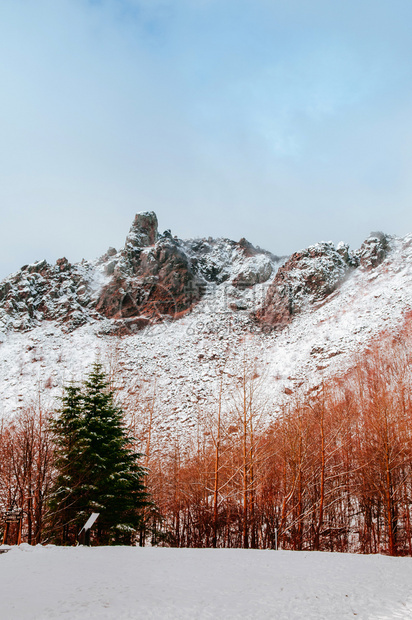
top-left (129, 321), bottom-right (412, 556)
top-left (1, 320), bottom-right (412, 555)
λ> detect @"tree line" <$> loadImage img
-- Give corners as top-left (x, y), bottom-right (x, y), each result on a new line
top-left (1, 322), bottom-right (412, 554)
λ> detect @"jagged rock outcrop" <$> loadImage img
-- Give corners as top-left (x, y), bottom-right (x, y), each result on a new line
top-left (182, 237), bottom-right (278, 287)
top-left (256, 242), bottom-right (356, 328)
top-left (0, 212), bottom-right (278, 335)
top-left (256, 232), bottom-right (393, 329)
top-left (96, 233), bottom-right (201, 330)
top-left (96, 220), bottom-right (279, 333)
top-left (0, 258), bottom-right (99, 333)
top-left (124, 211), bottom-right (159, 272)
top-left (95, 212), bottom-right (205, 333)
top-left (356, 232), bottom-right (391, 270)
top-left (0, 214), bottom-right (393, 336)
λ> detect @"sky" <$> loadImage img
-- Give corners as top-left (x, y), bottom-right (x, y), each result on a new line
top-left (1, 0), bottom-right (412, 279)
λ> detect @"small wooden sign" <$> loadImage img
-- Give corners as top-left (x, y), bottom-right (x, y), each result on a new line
top-left (4, 509), bottom-right (22, 524)
top-left (2, 508), bottom-right (23, 545)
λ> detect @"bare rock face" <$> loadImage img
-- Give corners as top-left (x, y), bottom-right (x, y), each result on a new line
top-left (237, 238), bottom-right (260, 258)
top-left (232, 255), bottom-right (273, 288)
top-left (91, 224), bottom-right (281, 332)
top-left (356, 233), bottom-right (390, 270)
top-left (0, 259), bottom-right (98, 332)
top-left (183, 238), bottom-right (236, 284)
top-left (96, 234), bottom-right (200, 325)
top-left (124, 211), bottom-right (159, 272)
top-left (256, 242), bottom-right (354, 328)
top-left (182, 237), bottom-right (279, 287)
top-left (127, 211), bottom-right (158, 247)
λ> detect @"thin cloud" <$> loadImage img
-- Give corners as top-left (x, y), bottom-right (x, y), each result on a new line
top-left (0, 0), bottom-right (411, 278)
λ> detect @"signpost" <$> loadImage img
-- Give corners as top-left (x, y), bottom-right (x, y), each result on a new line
top-left (78, 513), bottom-right (99, 546)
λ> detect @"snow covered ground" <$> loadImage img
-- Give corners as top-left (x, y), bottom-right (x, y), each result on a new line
top-left (0, 545), bottom-right (412, 619)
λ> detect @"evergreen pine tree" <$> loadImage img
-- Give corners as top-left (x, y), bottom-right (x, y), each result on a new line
top-left (49, 363), bottom-right (148, 545)
top-left (48, 383), bottom-right (85, 544)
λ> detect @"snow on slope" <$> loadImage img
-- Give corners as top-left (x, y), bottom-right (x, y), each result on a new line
top-left (0, 229), bottom-right (411, 441)
top-left (0, 545), bottom-right (412, 619)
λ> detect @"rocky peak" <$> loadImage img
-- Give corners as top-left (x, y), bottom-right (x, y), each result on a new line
top-left (256, 241), bottom-right (356, 329)
top-left (357, 232), bottom-right (391, 270)
top-left (255, 232), bottom-right (393, 330)
top-left (237, 238), bottom-right (259, 258)
top-left (95, 214), bottom-right (200, 331)
top-left (125, 211), bottom-right (158, 250)
top-left (124, 212), bottom-right (158, 273)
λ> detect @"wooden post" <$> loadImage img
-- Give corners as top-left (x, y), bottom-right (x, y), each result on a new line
top-left (2, 523), bottom-right (9, 545)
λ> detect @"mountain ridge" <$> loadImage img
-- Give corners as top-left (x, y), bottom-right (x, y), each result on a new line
top-left (0, 213), bottom-right (410, 441)
top-left (0, 212), bottom-right (390, 335)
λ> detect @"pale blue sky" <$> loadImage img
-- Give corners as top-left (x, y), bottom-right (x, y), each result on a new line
top-left (1, 0), bottom-right (412, 278)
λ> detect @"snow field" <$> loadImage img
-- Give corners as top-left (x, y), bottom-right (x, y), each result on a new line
top-left (0, 545), bottom-right (412, 619)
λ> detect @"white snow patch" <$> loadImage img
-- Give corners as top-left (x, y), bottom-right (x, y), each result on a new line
top-left (0, 545), bottom-right (411, 619)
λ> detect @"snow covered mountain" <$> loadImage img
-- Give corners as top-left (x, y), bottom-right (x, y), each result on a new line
top-left (0, 212), bottom-right (280, 334)
top-left (0, 212), bottom-right (411, 437)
